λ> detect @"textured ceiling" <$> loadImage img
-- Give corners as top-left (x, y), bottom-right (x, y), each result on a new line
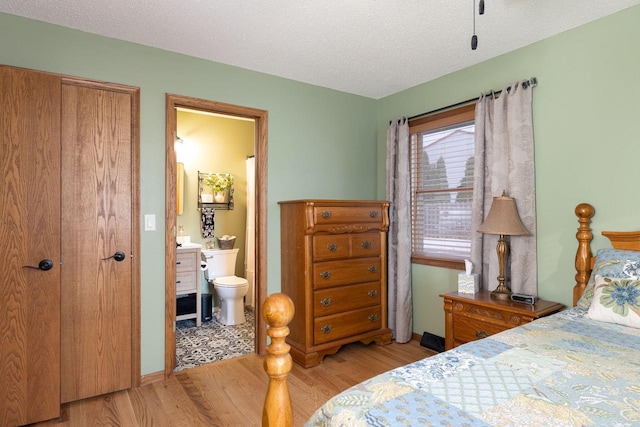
top-left (2, 0), bottom-right (639, 99)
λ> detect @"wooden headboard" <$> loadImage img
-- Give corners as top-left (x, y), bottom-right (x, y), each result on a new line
top-left (574, 203), bottom-right (640, 306)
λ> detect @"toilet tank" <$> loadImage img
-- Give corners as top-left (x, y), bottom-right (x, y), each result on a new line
top-left (202, 248), bottom-right (238, 279)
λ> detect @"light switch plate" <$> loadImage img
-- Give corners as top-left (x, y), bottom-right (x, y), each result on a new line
top-left (144, 214), bottom-right (156, 231)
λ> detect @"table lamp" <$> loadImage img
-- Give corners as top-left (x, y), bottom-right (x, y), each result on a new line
top-left (478, 191), bottom-right (530, 299)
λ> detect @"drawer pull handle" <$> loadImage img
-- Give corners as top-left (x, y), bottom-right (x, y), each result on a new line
top-left (320, 298), bottom-right (332, 307)
top-left (176, 280), bottom-right (182, 284)
top-left (320, 271), bottom-right (332, 279)
top-left (475, 330), bottom-right (488, 339)
top-left (321, 210), bottom-right (332, 219)
top-left (368, 314), bottom-right (378, 322)
top-left (176, 261), bottom-right (182, 265)
top-left (368, 266), bottom-right (377, 273)
top-left (368, 290), bottom-right (378, 298)
top-left (320, 325), bottom-right (332, 334)
top-left (369, 211), bottom-right (379, 218)
top-left (327, 243), bottom-right (338, 252)
top-left (362, 241), bottom-right (371, 249)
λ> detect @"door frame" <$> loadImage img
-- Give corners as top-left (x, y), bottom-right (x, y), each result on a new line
top-left (164, 94), bottom-right (268, 377)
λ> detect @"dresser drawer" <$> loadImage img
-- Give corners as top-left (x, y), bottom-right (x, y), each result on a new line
top-left (452, 316), bottom-right (505, 345)
top-left (314, 306), bottom-right (382, 345)
top-left (176, 271), bottom-right (197, 293)
top-left (351, 233), bottom-right (380, 258)
top-left (452, 300), bottom-right (526, 328)
top-left (313, 281), bottom-right (381, 317)
top-left (313, 206), bottom-right (384, 225)
top-left (313, 233), bottom-right (381, 261)
top-left (313, 235), bottom-right (351, 261)
top-left (313, 257), bottom-right (381, 289)
top-left (176, 252), bottom-right (198, 272)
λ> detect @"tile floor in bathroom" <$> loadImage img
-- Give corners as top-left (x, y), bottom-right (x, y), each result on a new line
top-left (175, 307), bottom-right (255, 372)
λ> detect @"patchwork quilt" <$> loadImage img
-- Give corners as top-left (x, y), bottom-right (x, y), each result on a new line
top-left (306, 308), bottom-right (640, 426)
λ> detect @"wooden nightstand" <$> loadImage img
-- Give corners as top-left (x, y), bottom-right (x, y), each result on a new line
top-left (439, 291), bottom-right (564, 350)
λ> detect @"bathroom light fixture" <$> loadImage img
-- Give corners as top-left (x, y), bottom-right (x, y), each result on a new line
top-left (175, 136), bottom-right (186, 164)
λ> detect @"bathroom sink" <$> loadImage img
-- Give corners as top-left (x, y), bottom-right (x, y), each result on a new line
top-left (177, 243), bottom-right (202, 250)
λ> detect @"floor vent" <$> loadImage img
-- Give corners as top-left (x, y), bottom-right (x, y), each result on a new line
top-left (420, 332), bottom-right (445, 353)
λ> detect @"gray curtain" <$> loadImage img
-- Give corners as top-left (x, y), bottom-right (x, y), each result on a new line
top-left (470, 80), bottom-right (538, 296)
top-left (386, 117), bottom-right (413, 343)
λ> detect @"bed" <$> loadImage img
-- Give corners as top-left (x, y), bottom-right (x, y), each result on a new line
top-left (261, 203), bottom-right (640, 427)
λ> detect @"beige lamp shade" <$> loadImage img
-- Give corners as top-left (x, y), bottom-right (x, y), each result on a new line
top-left (478, 194), bottom-right (529, 236)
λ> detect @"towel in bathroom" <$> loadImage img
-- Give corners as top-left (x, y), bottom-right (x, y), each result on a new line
top-left (201, 207), bottom-right (215, 238)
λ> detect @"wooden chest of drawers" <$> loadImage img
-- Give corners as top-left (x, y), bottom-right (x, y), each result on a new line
top-left (439, 291), bottom-right (564, 350)
top-left (279, 199), bottom-right (392, 367)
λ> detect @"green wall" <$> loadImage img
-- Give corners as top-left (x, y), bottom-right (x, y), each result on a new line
top-left (376, 5), bottom-right (640, 338)
top-left (0, 13), bottom-right (377, 375)
top-left (2, 5), bottom-right (639, 374)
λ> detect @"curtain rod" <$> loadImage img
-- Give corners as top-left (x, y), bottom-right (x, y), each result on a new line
top-left (406, 77), bottom-right (538, 122)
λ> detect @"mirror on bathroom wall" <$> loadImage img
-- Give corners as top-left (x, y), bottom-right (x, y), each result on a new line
top-left (177, 162), bottom-right (184, 215)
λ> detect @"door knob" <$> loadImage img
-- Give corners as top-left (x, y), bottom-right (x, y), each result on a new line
top-left (22, 259), bottom-right (54, 271)
top-left (102, 251), bottom-right (126, 262)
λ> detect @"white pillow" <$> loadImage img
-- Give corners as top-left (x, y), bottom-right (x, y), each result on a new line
top-left (587, 275), bottom-right (640, 328)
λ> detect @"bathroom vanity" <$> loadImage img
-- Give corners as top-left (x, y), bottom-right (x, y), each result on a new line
top-left (176, 244), bottom-right (202, 326)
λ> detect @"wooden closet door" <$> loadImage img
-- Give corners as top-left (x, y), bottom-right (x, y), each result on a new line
top-left (60, 81), bottom-right (134, 403)
top-left (0, 67), bottom-right (61, 426)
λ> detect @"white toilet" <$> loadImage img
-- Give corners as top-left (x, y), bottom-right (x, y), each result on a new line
top-left (202, 248), bottom-right (249, 325)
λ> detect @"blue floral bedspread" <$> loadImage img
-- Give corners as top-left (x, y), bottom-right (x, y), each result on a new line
top-left (306, 308), bottom-right (640, 426)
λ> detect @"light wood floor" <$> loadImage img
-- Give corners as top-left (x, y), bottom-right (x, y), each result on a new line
top-left (30, 339), bottom-right (435, 427)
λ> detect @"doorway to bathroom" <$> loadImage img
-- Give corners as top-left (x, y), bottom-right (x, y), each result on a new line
top-left (164, 94), bottom-right (268, 378)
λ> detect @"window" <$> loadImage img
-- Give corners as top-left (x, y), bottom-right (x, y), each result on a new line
top-left (410, 104), bottom-right (475, 270)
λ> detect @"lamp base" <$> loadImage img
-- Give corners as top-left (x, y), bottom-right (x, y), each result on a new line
top-left (490, 288), bottom-right (512, 300)
top-left (490, 234), bottom-right (512, 300)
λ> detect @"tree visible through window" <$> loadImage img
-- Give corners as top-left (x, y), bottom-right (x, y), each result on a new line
top-left (409, 104), bottom-right (475, 270)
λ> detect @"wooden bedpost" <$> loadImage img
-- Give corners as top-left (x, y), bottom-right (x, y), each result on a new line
top-left (262, 293), bottom-right (295, 427)
top-left (574, 203), bottom-right (595, 306)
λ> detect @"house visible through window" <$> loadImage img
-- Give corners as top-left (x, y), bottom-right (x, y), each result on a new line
top-left (409, 104), bottom-right (475, 270)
